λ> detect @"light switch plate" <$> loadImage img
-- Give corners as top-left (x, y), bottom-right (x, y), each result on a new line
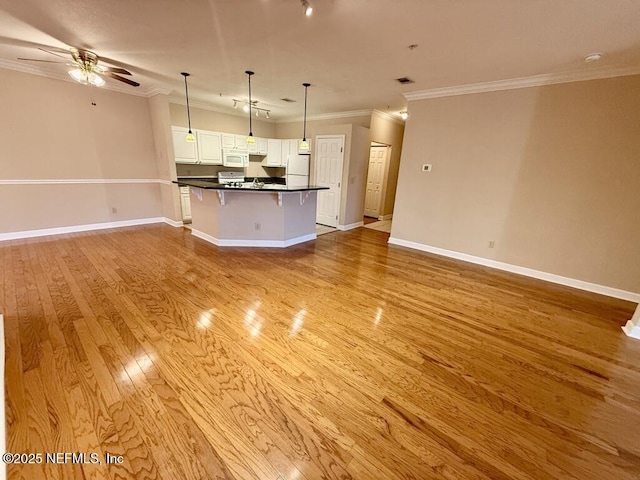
top-left (422, 164), bottom-right (432, 172)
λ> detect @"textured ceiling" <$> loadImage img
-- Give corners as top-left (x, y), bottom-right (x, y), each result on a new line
top-left (0, 0), bottom-right (639, 120)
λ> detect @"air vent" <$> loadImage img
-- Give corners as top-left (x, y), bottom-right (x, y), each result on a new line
top-left (396, 77), bottom-right (414, 85)
top-left (281, 98), bottom-right (297, 103)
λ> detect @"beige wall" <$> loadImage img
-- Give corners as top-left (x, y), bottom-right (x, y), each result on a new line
top-left (344, 125), bottom-right (372, 226)
top-left (275, 114), bottom-right (372, 139)
top-left (0, 69), bottom-right (164, 234)
top-left (392, 75), bottom-right (640, 293)
top-left (149, 94), bottom-right (181, 221)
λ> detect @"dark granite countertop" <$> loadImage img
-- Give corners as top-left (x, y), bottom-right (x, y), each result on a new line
top-left (173, 179), bottom-right (328, 192)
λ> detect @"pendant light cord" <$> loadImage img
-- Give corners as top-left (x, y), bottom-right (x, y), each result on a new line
top-left (182, 72), bottom-right (193, 133)
top-left (302, 83), bottom-right (310, 141)
top-left (246, 71), bottom-right (254, 137)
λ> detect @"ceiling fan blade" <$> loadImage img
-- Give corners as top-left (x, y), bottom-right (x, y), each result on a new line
top-left (104, 72), bottom-right (140, 87)
top-left (17, 58), bottom-right (66, 64)
top-left (37, 47), bottom-right (69, 59)
top-left (100, 66), bottom-right (132, 75)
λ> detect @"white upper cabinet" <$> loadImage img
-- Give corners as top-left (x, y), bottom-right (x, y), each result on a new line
top-left (248, 137), bottom-right (267, 155)
top-left (172, 126), bottom-right (198, 164)
top-left (173, 126), bottom-right (306, 166)
top-left (197, 131), bottom-right (222, 165)
top-left (265, 139), bottom-right (282, 166)
top-left (235, 134), bottom-right (248, 150)
top-left (221, 133), bottom-right (236, 150)
top-left (223, 133), bottom-right (249, 150)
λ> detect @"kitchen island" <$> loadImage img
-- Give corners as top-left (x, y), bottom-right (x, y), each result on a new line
top-left (174, 180), bottom-right (328, 247)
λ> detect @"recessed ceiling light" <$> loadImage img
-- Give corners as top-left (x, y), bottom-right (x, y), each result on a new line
top-left (584, 53), bottom-right (603, 63)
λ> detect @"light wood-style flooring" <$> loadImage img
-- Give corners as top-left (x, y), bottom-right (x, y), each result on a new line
top-left (2, 225), bottom-right (639, 480)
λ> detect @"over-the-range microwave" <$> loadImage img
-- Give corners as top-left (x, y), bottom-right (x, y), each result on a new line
top-left (222, 149), bottom-right (249, 167)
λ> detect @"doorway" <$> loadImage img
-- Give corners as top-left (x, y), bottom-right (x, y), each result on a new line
top-left (315, 135), bottom-right (345, 227)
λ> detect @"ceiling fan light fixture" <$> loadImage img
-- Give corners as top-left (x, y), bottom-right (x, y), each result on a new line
top-left (88, 72), bottom-right (105, 87)
top-left (265, 111), bottom-right (270, 119)
top-left (68, 68), bottom-right (87, 84)
top-left (243, 103), bottom-right (250, 113)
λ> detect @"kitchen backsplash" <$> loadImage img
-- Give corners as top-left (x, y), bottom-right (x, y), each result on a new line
top-left (246, 158), bottom-right (285, 179)
top-left (176, 164), bottom-right (231, 177)
top-left (176, 161), bottom-right (285, 179)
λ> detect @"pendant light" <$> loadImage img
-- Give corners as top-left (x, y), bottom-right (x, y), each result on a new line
top-left (245, 70), bottom-right (256, 146)
top-left (299, 83), bottom-right (311, 152)
top-left (181, 72), bottom-right (195, 143)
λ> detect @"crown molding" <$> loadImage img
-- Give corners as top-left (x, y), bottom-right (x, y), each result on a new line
top-left (276, 109), bottom-right (373, 124)
top-left (372, 109), bottom-right (405, 126)
top-left (0, 58), bottom-right (169, 98)
top-left (146, 86), bottom-right (173, 96)
top-left (404, 64), bottom-right (640, 101)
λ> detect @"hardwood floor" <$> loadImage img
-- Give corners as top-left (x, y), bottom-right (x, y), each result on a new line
top-left (2, 224), bottom-right (639, 480)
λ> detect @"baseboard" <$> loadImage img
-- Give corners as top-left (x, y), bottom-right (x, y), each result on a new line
top-left (378, 214), bottom-right (393, 221)
top-left (622, 321), bottom-right (640, 339)
top-left (338, 221), bottom-right (364, 231)
top-left (163, 217), bottom-right (184, 227)
top-left (0, 314), bottom-right (5, 480)
top-left (388, 237), bottom-right (640, 303)
top-left (0, 217), bottom-right (166, 242)
top-left (192, 229), bottom-right (316, 248)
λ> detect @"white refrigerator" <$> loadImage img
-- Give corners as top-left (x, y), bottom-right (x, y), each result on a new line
top-left (286, 154), bottom-right (310, 187)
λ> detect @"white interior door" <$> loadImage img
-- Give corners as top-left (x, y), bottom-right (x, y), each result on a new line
top-left (364, 146), bottom-right (387, 218)
top-left (315, 136), bottom-right (344, 227)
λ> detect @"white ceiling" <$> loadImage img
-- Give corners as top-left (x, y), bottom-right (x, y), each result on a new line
top-left (1, 0), bottom-right (639, 121)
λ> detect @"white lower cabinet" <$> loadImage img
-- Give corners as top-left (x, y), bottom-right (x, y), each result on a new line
top-left (180, 187), bottom-right (191, 221)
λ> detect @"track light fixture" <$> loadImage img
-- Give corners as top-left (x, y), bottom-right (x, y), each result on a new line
top-left (181, 72), bottom-right (196, 142)
top-left (231, 99), bottom-right (271, 118)
top-left (301, 0), bottom-right (313, 16)
top-left (400, 111), bottom-right (409, 120)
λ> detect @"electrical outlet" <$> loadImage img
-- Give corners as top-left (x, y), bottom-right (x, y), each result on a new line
top-left (422, 164), bottom-right (432, 172)
top-left (488, 240), bottom-right (495, 248)
top-left (254, 222), bottom-right (261, 231)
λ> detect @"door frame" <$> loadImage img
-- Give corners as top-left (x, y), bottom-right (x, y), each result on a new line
top-left (314, 134), bottom-right (346, 227)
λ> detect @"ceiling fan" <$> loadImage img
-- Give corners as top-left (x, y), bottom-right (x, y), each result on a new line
top-left (18, 47), bottom-right (140, 87)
